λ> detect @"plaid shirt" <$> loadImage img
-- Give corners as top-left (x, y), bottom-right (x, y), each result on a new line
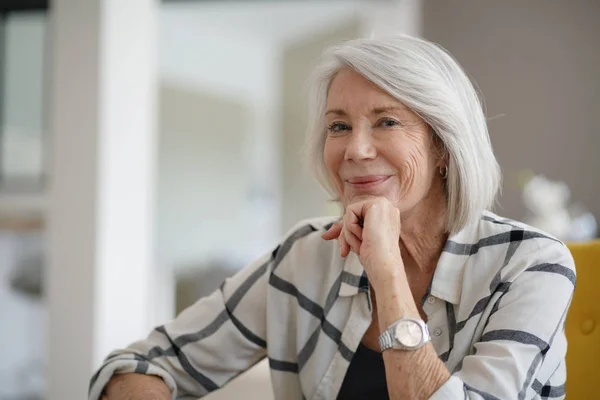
top-left (89, 211), bottom-right (575, 400)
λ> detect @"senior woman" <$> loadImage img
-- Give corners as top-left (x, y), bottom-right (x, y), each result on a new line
top-left (90, 35), bottom-right (575, 400)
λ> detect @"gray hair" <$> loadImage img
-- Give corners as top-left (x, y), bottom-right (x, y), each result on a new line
top-left (305, 34), bottom-right (501, 234)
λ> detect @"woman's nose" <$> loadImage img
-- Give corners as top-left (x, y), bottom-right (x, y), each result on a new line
top-left (344, 128), bottom-right (376, 162)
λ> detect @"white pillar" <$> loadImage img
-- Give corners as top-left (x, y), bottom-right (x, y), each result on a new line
top-left (47, 1), bottom-right (158, 399)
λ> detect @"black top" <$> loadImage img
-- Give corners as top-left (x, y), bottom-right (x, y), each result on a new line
top-left (337, 343), bottom-right (389, 399)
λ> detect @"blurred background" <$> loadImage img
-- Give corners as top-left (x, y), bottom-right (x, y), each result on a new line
top-left (0, 0), bottom-right (597, 399)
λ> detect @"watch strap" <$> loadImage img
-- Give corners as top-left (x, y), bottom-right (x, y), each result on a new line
top-left (379, 328), bottom-right (395, 351)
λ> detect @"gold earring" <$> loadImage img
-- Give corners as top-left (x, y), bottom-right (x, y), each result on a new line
top-left (439, 166), bottom-right (448, 179)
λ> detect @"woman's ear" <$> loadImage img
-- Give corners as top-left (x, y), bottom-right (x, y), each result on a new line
top-left (429, 127), bottom-right (448, 167)
top-left (438, 151), bottom-right (449, 169)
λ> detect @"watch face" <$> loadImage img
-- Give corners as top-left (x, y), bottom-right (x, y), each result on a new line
top-left (394, 320), bottom-right (423, 348)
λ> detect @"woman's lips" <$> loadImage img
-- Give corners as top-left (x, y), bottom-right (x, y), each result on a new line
top-left (346, 175), bottom-right (391, 189)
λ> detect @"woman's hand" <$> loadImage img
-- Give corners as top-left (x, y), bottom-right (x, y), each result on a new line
top-left (100, 373), bottom-right (171, 400)
top-left (322, 197), bottom-right (402, 286)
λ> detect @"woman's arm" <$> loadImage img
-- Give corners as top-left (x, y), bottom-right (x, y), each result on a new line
top-left (372, 265), bottom-right (451, 399)
top-left (324, 197), bottom-right (451, 398)
top-left (89, 249), bottom-right (274, 400)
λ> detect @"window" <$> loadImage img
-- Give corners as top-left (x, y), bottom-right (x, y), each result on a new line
top-left (0, 1), bottom-right (48, 192)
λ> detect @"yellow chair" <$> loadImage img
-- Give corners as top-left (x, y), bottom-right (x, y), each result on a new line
top-left (565, 240), bottom-right (600, 399)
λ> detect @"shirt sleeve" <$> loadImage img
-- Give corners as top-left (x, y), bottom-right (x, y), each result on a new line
top-left (430, 241), bottom-right (576, 400)
top-left (88, 249), bottom-right (274, 400)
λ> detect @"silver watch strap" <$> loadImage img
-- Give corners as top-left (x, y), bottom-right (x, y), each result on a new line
top-left (379, 329), bottom-right (394, 351)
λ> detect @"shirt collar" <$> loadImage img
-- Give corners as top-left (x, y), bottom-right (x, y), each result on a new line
top-left (430, 219), bottom-right (480, 304)
top-left (337, 220), bottom-right (479, 304)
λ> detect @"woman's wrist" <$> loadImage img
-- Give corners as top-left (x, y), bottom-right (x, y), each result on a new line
top-left (368, 260), bottom-right (421, 330)
top-left (364, 255), bottom-right (404, 289)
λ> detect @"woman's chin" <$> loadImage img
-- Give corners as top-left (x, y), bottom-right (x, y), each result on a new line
top-left (341, 190), bottom-right (405, 209)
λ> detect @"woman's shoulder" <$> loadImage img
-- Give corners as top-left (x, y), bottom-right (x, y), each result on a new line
top-left (478, 210), bottom-right (566, 249)
top-left (283, 216), bottom-right (339, 238)
top-left (270, 216), bottom-right (345, 301)
top-left (473, 211), bottom-right (575, 281)
top-left (273, 215), bottom-right (341, 270)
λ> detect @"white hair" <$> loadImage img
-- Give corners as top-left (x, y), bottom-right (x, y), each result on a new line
top-left (305, 34), bottom-right (502, 234)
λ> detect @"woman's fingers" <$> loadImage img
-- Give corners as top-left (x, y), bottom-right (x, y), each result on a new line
top-left (321, 217), bottom-right (363, 257)
top-left (345, 205), bottom-right (365, 240)
top-left (347, 218), bottom-right (363, 241)
top-left (339, 230), bottom-right (351, 257)
top-left (344, 208), bottom-right (363, 243)
top-left (321, 221), bottom-right (351, 257)
top-left (321, 222), bottom-right (342, 240)
top-left (344, 226), bottom-right (362, 255)
top-left (342, 211), bottom-right (362, 256)
top-left (322, 198), bottom-right (401, 263)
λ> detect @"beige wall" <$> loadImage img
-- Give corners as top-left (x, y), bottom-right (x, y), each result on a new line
top-left (423, 0), bottom-right (600, 221)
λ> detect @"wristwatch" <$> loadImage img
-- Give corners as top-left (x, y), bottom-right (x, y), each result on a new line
top-left (378, 317), bottom-right (431, 351)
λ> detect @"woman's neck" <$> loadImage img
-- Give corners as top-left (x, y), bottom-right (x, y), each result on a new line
top-left (399, 181), bottom-right (448, 275)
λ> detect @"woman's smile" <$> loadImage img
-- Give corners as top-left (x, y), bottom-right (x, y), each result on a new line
top-left (346, 175), bottom-right (392, 190)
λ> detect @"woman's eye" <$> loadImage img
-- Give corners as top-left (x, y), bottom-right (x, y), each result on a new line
top-left (378, 118), bottom-right (400, 128)
top-left (327, 122), bottom-right (350, 133)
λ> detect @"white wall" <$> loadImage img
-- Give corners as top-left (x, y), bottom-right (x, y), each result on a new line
top-left (157, 84), bottom-right (256, 266)
top-left (159, 6), bottom-right (281, 270)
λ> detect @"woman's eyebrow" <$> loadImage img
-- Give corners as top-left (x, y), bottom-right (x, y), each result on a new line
top-left (325, 106), bottom-right (407, 116)
top-left (325, 108), bottom-right (347, 117)
top-left (372, 105), bottom-right (406, 115)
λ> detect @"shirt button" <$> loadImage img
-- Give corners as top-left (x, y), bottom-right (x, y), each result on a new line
top-left (433, 328), bottom-right (443, 337)
top-left (426, 296), bottom-right (436, 304)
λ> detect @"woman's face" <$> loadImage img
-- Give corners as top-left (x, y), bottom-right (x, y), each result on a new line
top-left (323, 68), bottom-right (444, 213)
